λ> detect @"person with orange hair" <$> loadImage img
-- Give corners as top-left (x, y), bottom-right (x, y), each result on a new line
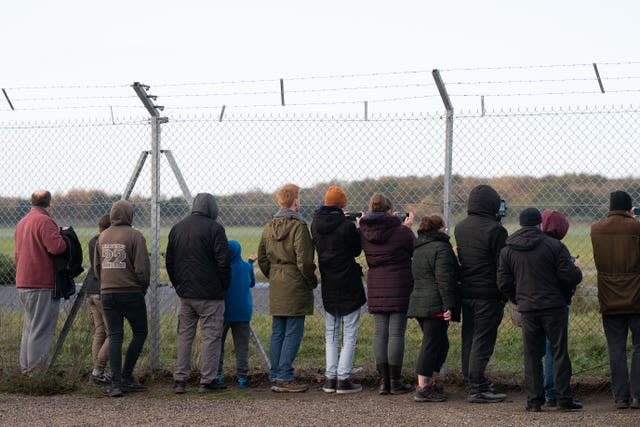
top-left (258, 183), bottom-right (318, 393)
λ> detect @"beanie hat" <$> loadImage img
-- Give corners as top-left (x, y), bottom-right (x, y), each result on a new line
top-left (519, 207), bottom-right (542, 226)
top-left (324, 185), bottom-right (347, 208)
top-left (609, 191), bottom-right (632, 211)
top-left (541, 209), bottom-right (569, 240)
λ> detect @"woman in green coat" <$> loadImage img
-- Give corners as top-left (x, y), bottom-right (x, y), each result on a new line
top-left (407, 214), bottom-right (460, 402)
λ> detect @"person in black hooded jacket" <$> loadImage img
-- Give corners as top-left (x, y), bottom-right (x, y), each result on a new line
top-left (454, 184), bottom-right (508, 403)
top-left (166, 193), bottom-right (231, 394)
top-left (498, 207), bottom-right (582, 412)
top-left (311, 185), bottom-right (366, 395)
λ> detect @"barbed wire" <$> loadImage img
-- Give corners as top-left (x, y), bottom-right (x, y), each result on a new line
top-left (3, 83), bottom-right (130, 91)
top-left (445, 75), bottom-right (640, 86)
top-left (451, 88), bottom-right (640, 97)
top-left (441, 61), bottom-right (640, 72)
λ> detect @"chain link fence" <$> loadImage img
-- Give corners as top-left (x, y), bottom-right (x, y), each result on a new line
top-left (2, 103), bottom-right (639, 387)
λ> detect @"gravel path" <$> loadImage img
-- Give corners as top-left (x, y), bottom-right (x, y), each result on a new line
top-left (0, 384), bottom-right (637, 427)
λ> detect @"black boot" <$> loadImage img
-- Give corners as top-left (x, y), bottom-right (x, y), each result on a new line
top-left (376, 363), bottom-right (390, 395)
top-left (389, 365), bottom-right (412, 395)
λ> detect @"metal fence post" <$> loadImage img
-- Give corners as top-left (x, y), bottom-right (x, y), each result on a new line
top-left (132, 82), bottom-right (167, 371)
top-left (432, 69), bottom-right (455, 231)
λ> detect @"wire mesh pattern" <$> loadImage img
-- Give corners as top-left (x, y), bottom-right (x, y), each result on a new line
top-left (1, 104), bottom-right (639, 387)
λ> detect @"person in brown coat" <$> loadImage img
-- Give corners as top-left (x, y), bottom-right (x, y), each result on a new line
top-left (591, 191), bottom-right (640, 409)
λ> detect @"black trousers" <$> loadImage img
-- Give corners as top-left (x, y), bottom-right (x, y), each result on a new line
top-left (415, 317), bottom-right (449, 377)
top-left (521, 306), bottom-right (573, 406)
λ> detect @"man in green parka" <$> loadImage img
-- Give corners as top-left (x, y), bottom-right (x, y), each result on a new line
top-left (258, 183), bottom-right (318, 393)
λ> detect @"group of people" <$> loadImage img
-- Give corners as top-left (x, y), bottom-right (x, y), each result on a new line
top-left (12, 184), bottom-right (640, 411)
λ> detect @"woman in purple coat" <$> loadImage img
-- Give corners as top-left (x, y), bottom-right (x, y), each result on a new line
top-left (359, 194), bottom-right (415, 395)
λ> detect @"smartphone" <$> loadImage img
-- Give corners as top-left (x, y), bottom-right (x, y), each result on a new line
top-left (497, 199), bottom-right (507, 219)
top-left (633, 207), bottom-right (640, 215)
top-left (570, 255), bottom-right (580, 263)
top-left (395, 212), bottom-right (409, 221)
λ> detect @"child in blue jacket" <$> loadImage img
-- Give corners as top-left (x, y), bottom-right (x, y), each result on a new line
top-left (217, 240), bottom-right (256, 388)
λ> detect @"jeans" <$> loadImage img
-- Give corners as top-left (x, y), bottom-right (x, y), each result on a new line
top-left (102, 292), bottom-right (148, 388)
top-left (218, 321), bottom-right (251, 377)
top-left (372, 312), bottom-right (408, 366)
top-left (543, 306), bottom-right (569, 401)
top-left (19, 288), bottom-right (60, 372)
top-left (521, 307), bottom-right (574, 406)
top-left (269, 316), bottom-right (305, 382)
top-left (415, 317), bottom-right (449, 377)
top-left (602, 314), bottom-right (640, 402)
top-left (461, 298), bottom-right (504, 394)
top-left (174, 298), bottom-right (225, 384)
top-left (88, 294), bottom-right (110, 372)
top-left (325, 309), bottom-right (362, 380)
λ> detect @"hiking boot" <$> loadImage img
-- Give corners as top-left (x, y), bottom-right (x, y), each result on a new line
top-left (237, 376), bottom-right (250, 389)
top-left (467, 391), bottom-right (506, 403)
top-left (198, 382), bottom-right (228, 393)
top-left (92, 372), bottom-right (112, 386)
top-left (389, 365), bottom-right (412, 395)
top-left (526, 403), bottom-right (542, 412)
top-left (545, 399), bottom-right (557, 408)
top-left (376, 363), bottom-right (390, 395)
top-left (615, 400), bottom-right (630, 409)
top-left (172, 381), bottom-right (186, 394)
top-left (106, 386), bottom-right (123, 398)
top-left (122, 379), bottom-right (148, 392)
top-left (336, 378), bottom-right (362, 394)
top-left (631, 398), bottom-right (640, 409)
top-left (414, 385), bottom-right (446, 402)
top-left (322, 377), bottom-right (337, 393)
top-left (270, 380), bottom-right (309, 393)
top-left (558, 400), bottom-right (583, 411)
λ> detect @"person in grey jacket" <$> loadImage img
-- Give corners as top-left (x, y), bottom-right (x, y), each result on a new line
top-left (408, 214), bottom-right (460, 403)
top-left (166, 193), bottom-right (231, 394)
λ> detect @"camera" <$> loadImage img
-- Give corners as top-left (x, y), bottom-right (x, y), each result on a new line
top-left (345, 212), bottom-right (363, 221)
top-left (496, 199), bottom-right (507, 220)
top-left (395, 212), bottom-right (409, 221)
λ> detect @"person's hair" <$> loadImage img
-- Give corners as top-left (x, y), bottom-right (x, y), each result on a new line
top-left (276, 183), bottom-right (300, 208)
top-left (419, 214), bottom-right (445, 232)
top-left (31, 190), bottom-right (51, 208)
top-left (98, 214), bottom-right (111, 232)
top-left (368, 193), bottom-right (392, 212)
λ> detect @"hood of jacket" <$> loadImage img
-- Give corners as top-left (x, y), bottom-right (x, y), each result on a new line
top-left (229, 239), bottom-right (242, 261)
top-left (467, 185), bottom-right (501, 217)
top-left (313, 205), bottom-right (345, 235)
top-left (268, 208), bottom-right (305, 241)
top-left (541, 209), bottom-right (569, 240)
top-left (506, 226), bottom-right (545, 251)
top-left (414, 230), bottom-right (450, 249)
top-left (110, 200), bottom-right (133, 226)
top-left (360, 212), bottom-right (402, 244)
top-left (191, 193), bottom-right (218, 220)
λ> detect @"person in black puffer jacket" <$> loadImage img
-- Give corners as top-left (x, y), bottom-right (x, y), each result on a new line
top-left (408, 214), bottom-right (460, 403)
top-left (311, 185), bottom-right (366, 395)
top-left (454, 184), bottom-right (508, 403)
top-left (359, 193), bottom-right (415, 395)
top-left (498, 208), bottom-right (582, 412)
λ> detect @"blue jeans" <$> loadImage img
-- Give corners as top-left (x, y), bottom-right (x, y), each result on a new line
top-left (602, 314), bottom-right (640, 402)
top-left (102, 292), bottom-right (148, 388)
top-left (543, 306), bottom-right (569, 401)
top-left (269, 316), bottom-right (305, 382)
top-left (325, 309), bottom-right (362, 380)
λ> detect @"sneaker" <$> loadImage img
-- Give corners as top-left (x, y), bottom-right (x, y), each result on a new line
top-left (270, 380), bottom-right (309, 393)
top-left (92, 372), bottom-right (112, 386)
top-left (122, 379), bottom-right (148, 392)
top-left (106, 386), bottom-right (123, 398)
top-left (526, 403), bottom-right (542, 412)
top-left (631, 398), bottom-right (640, 409)
top-left (198, 382), bottom-right (228, 393)
top-left (237, 376), bottom-right (250, 389)
top-left (414, 385), bottom-right (446, 402)
top-left (172, 381), bottom-right (186, 394)
top-left (467, 391), bottom-right (506, 403)
top-left (615, 400), bottom-right (630, 409)
top-left (216, 374), bottom-right (224, 385)
top-left (545, 399), bottom-right (557, 408)
top-left (336, 378), bottom-right (362, 394)
top-left (322, 377), bottom-right (337, 393)
top-left (558, 400), bottom-right (583, 411)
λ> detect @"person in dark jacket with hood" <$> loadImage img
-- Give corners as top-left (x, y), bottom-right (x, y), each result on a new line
top-left (258, 183), bottom-right (318, 393)
top-left (498, 208), bottom-right (583, 412)
top-left (166, 193), bottom-right (231, 394)
top-left (454, 184), bottom-right (508, 403)
top-left (216, 239), bottom-right (256, 389)
top-left (408, 214), bottom-right (460, 403)
top-left (359, 193), bottom-right (415, 395)
top-left (311, 185), bottom-right (366, 395)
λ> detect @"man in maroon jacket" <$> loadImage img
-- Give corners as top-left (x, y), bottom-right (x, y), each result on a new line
top-left (14, 190), bottom-right (67, 374)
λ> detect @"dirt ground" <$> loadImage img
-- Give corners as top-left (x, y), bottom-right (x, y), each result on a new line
top-left (0, 382), bottom-right (638, 427)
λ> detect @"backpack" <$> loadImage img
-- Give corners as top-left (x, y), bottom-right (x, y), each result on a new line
top-left (53, 227), bottom-right (84, 300)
